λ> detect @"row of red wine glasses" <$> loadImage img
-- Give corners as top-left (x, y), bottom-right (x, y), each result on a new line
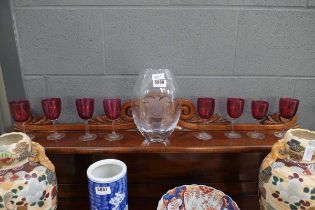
top-left (195, 97), bottom-right (299, 140)
top-left (9, 98), bottom-right (123, 141)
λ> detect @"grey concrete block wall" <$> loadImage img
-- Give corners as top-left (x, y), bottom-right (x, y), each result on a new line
top-left (235, 10), bottom-right (315, 76)
top-left (11, 0), bottom-right (315, 129)
top-left (170, 0), bottom-right (307, 6)
top-left (15, 8), bottom-right (104, 75)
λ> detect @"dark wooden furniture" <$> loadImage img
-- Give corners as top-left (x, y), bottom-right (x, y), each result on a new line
top-left (11, 99), bottom-right (296, 209)
top-left (30, 130), bottom-right (279, 210)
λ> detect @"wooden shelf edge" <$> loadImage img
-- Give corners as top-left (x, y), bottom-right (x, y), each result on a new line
top-left (41, 145), bottom-right (272, 155)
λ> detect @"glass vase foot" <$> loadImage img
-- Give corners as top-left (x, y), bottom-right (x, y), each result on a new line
top-left (105, 133), bottom-right (123, 141)
top-left (142, 139), bottom-right (169, 146)
top-left (195, 132), bottom-right (212, 140)
top-left (47, 132), bottom-right (65, 140)
top-left (225, 131), bottom-right (242, 139)
top-left (247, 131), bottom-right (265, 140)
top-left (79, 133), bottom-right (97, 141)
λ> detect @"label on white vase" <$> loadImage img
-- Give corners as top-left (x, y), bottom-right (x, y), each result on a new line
top-left (95, 186), bottom-right (111, 195)
top-left (303, 146), bottom-right (314, 161)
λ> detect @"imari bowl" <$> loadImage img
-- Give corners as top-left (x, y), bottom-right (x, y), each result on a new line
top-left (157, 184), bottom-right (240, 210)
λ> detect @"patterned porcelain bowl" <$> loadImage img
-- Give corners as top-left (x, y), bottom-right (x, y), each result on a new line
top-left (157, 184), bottom-right (240, 210)
top-left (0, 132), bottom-right (31, 168)
top-left (284, 129), bottom-right (315, 163)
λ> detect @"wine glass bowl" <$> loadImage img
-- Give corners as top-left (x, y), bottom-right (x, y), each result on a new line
top-left (41, 98), bottom-right (65, 140)
top-left (247, 100), bottom-right (269, 139)
top-left (251, 100), bottom-right (269, 120)
top-left (103, 98), bottom-right (123, 141)
top-left (103, 99), bottom-right (121, 121)
top-left (76, 98), bottom-right (97, 141)
top-left (9, 100), bottom-right (35, 140)
top-left (227, 98), bottom-right (244, 119)
top-left (9, 100), bottom-right (31, 123)
top-left (197, 97), bottom-right (215, 119)
top-left (195, 97), bottom-right (215, 140)
top-left (279, 98), bottom-right (299, 119)
top-left (274, 98), bottom-right (299, 138)
top-left (225, 98), bottom-right (245, 139)
top-left (41, 98), bottom-right (62, 120)
top-left (76, 98), bottom-right (94, 120)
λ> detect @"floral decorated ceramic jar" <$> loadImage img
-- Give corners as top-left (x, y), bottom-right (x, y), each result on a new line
top-left (259, 129), bottom-right (315, 210)
top-left (0, 132), bottom-right (57, 209)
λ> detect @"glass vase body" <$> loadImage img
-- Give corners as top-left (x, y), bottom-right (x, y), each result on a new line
top-left (132, 69), bottom-right (181, 143)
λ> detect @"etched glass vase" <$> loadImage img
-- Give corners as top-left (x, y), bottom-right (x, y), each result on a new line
top-left (132, 69), bottom-right (181, 143)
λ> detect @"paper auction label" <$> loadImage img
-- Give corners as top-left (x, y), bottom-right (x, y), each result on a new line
top-left (303, 146), bottom-right (314, 161)
top-left (95, 187), bottom-right (111, 195)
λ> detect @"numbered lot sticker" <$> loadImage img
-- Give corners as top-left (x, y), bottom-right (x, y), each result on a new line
top-left (95, 187), bottom-right (111, 195)
top-left (303, 146), bottom-right (314, 161)
top-left (153, 79), bottom-right (166, 87)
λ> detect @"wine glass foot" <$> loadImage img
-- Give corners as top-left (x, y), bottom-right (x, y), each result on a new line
top-left (79, 133), bottom-right (97, 141)
top-left (225, 131), bottom-right (242, 139)
top-left (47, 132), bottom-right (65, 140)
top-left (274, 131), bottom-right (285, 138)
top-left (105, 133), bottom-right (123, 141)
top-left (195, 132), bottom-right (212, 140)
top-left (247, 132), bottom-right (265, 140)
top-left (27, 134), bottom-right (35, 140)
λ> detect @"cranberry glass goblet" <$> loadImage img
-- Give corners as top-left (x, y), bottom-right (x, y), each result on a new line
top-left (274, 98), bottom-right (299, 138)
top-left (225, 98), bottom-right (245, 139)
top-left (76, 98), bottom-right (97, 141)
top-left (9, 100), bottom-right (35, 140)
top-left (103, 98), bottom-right (123, 141)
top-left (41, 98), bottom-right (65, 140)
top-left (247, 100), bottom-right (269, 140)
top-left (195, 97), bottom-right (215, 140)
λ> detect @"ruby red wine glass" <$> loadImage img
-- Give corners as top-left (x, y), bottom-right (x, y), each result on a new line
top-left (274, 98), bottom-right (299, 138)
top-left (247, 100), bottom-right (269, 140)
top-left (9, 100), bottom-right (35, 140)
top-left (41, 98), bottom-right (65, 140)
top-left (103, 98), bottom-right (123, 141)
top-left (195, 97), bottom-right (215, 140)
top-left (76, 98), bottom-right (97, 141)
top-left (225, 98), bottom-right (245, 139)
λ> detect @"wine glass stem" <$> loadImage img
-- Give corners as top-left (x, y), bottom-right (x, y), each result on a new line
top-left (255, 120), bottom-right (259, 134)
top-left (52, 120), bottom-right (58, 135)
top-left (231, 118), bottom-right (235, 133)
top-left (85, 120), bottom-right (90, 136)
top-left (202, 119), bottom-right (207, 134)
top-left (112, 120), bottom-right (116, 135)
top-left (22, 122), bottom-right (26, 134)
top-left (280, 122), bottom-right (287, 136)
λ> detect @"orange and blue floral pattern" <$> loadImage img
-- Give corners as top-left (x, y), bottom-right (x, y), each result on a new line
top-left (157, 185), bottom-right (239, 210)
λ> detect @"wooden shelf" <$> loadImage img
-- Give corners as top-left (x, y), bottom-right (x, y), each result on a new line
top-left (32, 130), bottom-right (277, 155)
top-left (30, 130), bottom-right (273, 210)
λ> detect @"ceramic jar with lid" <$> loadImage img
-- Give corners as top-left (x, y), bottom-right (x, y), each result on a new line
top-left (259, 129), bottom-right (315, 210)
top-left (0, 132), bottom-right (57, 209)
